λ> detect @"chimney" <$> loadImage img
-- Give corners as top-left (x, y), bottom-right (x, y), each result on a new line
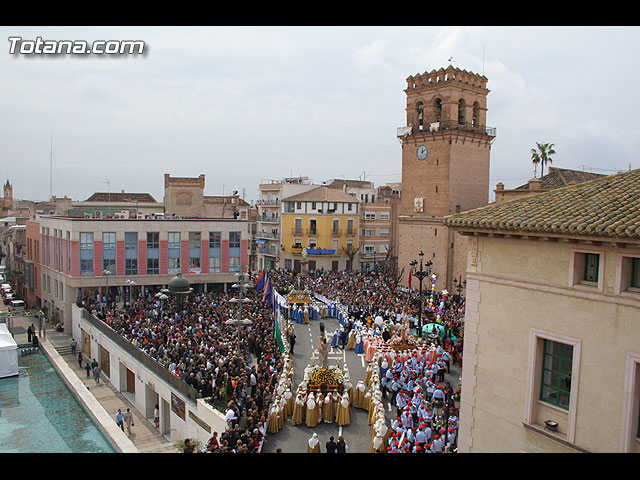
top-left (528, 178), bottom-right (543, 191)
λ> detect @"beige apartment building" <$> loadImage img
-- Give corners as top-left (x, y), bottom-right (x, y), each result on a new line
top-left (445, 168), bottom-right (640, 453)
top-left (255, 177), bottom-right (319, 271)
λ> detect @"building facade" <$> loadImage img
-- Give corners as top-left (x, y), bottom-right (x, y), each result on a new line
top-left (445, 169), bottom-right (640, 453)
top-left (37, 215), bottom-right (248, 331)
top-left (396, 66), bottom-right (496, 291)
top-left (164, 174), bottom-right (249, 220)
top-left (493, 167), bottom-right (605, 204)
top-left (280, 186), bottom-right (360, 273)
top-left (255, 177), bottom-right (318, 271)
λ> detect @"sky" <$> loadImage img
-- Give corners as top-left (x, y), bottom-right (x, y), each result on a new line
top-left (2, 25), bottom-right (639, 205)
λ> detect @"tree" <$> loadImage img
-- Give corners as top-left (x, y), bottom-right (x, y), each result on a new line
top-left (341, 244), bottom-right (360, 272)
top-left (530, 142), bottom-right (556, 178)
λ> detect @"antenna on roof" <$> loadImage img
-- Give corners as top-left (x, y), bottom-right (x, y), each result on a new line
top-left (50, 129), bottom-right (53, 201)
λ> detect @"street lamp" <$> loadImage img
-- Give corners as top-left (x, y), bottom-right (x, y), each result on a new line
top-left (409, 251), bottom-right (432, 338)
top-left (453, 275), bottom-right (466, 301)
top-left (103, 269), bottom-right (112, 305)
top-left (225, 272), bottom-right (253, 352)
top-left (125, 279), bottom-right (136, 302)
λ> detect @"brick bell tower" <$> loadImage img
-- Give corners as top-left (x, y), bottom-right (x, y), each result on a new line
top-left (397, 65), bottom-right (496, 292)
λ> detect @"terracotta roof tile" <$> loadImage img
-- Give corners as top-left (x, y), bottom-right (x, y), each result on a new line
top-left (283, 186), bottom-right (357, 203)
top-left (444, 168), bottom-right (640, 239)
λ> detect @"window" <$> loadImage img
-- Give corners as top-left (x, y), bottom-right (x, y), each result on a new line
top-left (209, 256), bottom-right (221, 273)
top-left (364, 212), bottom-right (376, 220)
top-left (79, 232), bottom-right (94, 276)
top-left (572, 250), bottom-right (603, 290)
top-left (229, 232), bottom-right (241, 272)
top-left (209, 232), bottom-right (221, 248)
top-left (296, 202), bottom-right (302, 210)
top-left (147, 232), bottom-right (159, 274)
top-left (333, 219), bottom-right (339, 234)
top-left (631, 258), bottom-right (640, 288)
top-left (309, 219), bottom-right (317, 235)
top-left (348, 203), bottom-right (353, 211)
top-left (311, 202), bottom-right (316, 210)
top-left (363, 228), bottom-right (376, 237)
top-left (229, 232), bottom-right (241, 249)
top-left (102, 232), bottom-right (116, 275)
top-left (347, 219), bottom-right (354, 235)
top-left (364, 245), bottom-right (376, 255)
top-left (168, 232), bottom-right (180, 274)
top-left (66, 231), bottom-right (70, 272)
top-left (294, 219), bottom-right (302, 234)
top-left (125, 232), bottom-right (138, 275)
top-left (209, 232), bottom-right (221, 272)
top-left (380, 212), bottom-right (390, 221)
top-left (540, 340), bottom-right (573, 410)
top-left (380, 228), bottom-right (390, 237)
top-left (584, 253), bottom-right (599, 283)
top-left (189, 232), bottom-right (201, 272)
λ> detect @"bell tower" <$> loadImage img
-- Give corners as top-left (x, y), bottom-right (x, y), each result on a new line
top-left (397, 65), bottom-right (496, 291)
top-left (2, 179), bottom-right (12, 213)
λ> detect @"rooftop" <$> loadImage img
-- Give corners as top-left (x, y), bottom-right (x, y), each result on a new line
top-left (84, 192), bottom-right (158, 203)
top-left (283, 186), bottom-right (358, 204)
top-left (445, 168), bottom-right (640, 240)
top-left (513, 167), bottom-right (605, 191)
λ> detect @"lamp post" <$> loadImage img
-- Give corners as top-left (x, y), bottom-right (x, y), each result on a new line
top-left (409, 251), bottom-right (432, 338)
top-left (125, 279), bottom-right (137, 303)
top-left (103, 269), bottom-right (112, 306)
top-left (225, 272), bottom-right (253, 353)
top-left (453, 274), bottom-right (466, 301)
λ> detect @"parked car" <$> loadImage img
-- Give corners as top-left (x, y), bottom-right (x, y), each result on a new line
top-left (4, 292), bottom-right (15, 304)
top-left (8, 299), bottom-right (25, 311)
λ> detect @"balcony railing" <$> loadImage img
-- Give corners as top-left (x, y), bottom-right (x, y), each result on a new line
top-left (258, 199), bottom-right (280, 206)
top-left (257, 231), bottom-right (279, 240)
top-left (257, 215), bottom-right (279, 223)
top-left (397, 120), bottom-right (496, 137)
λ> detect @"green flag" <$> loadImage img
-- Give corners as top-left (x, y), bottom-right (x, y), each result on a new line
top-left (274, 301), bottom-right (285, 354)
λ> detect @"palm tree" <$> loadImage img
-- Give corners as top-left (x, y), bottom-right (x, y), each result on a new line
top-left (530, 142), bottom-right (556, 178)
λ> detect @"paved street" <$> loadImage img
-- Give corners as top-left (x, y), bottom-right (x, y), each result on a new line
top-left (261, 312), bottom-right (461, 453)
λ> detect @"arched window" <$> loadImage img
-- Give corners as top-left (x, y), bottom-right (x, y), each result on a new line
top-left (473, 102), bottom-right (480, 127)
top-left (458, 99), bottom-right (466, 125)
top-left (434, 98), bottom-right (442, 122)
top-left (417, 102), bottom-right (424, 130)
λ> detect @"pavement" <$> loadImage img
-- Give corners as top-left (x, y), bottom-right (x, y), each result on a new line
top-left (261, 313), bottom-right (462, 453)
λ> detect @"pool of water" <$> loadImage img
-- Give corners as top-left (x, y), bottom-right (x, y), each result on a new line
top-left (0, 348), bottom-right (116, 453)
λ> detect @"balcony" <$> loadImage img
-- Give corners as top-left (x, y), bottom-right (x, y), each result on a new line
top-left (258, 198), bottom-right (280, 207)
top-left (397, 120), bottom-right (496, 137)
top-left (257, 215), bottom-right (279, 223)
top-left (257, 231), bottom-right (279, 240)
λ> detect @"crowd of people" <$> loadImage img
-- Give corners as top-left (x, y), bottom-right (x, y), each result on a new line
top-left (78, 285), bottom-right (284, 453)
top-left (75, 266), bottom-right (465, 453)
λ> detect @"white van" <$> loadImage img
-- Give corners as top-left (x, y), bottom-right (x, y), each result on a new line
top-left (9, 299), bottom-right (25, 311)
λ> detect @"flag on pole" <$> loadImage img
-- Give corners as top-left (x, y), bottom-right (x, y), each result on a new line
top-left (408, 270), bottom-right (412, 290)
top-left (273, 291), bottom-right (284, 354)
top-left (254, 270), bottom-right (265, 291)
top-left (263, 275), bottom-right (272, 306)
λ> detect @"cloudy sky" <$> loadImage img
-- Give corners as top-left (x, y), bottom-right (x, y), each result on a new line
top-left (2, 26), bottom-right (639, 204)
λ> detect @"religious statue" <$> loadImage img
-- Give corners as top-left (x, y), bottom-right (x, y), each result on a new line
top-left (318, 337), bottom-right (329, 368)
